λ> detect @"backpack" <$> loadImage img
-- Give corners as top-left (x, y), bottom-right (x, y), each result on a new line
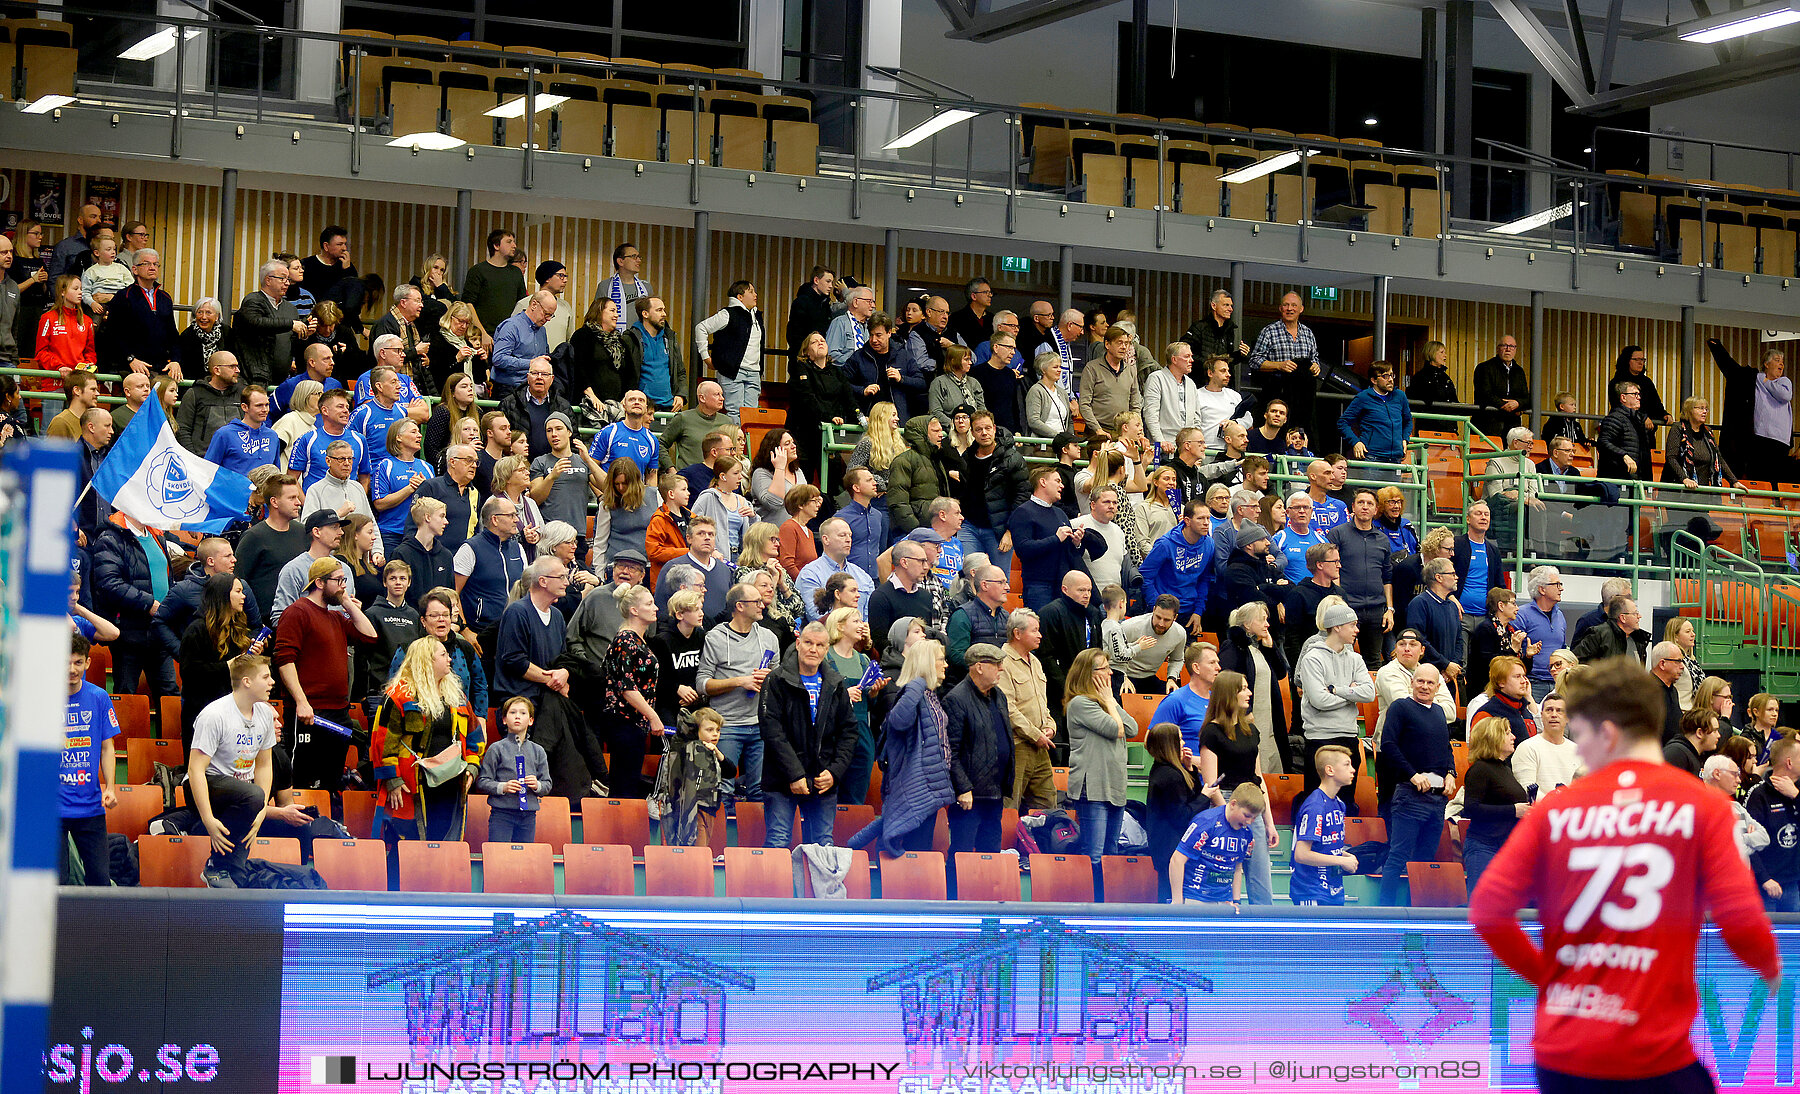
top-left (1015, 810), bottom-right (1081, 858)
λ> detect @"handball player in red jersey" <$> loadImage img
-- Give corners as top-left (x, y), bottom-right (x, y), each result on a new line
top-left (1469, 657), bottom-right (1780, 1094)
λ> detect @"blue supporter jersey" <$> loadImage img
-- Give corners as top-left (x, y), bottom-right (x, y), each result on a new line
top-left (1310, 496), bottom-right (1349, 534)
top-left (289, 425), bottom-right (365, 491)
top-left (61, 681), bottom-right (121, 819)
top-left (1175, 804), bottom-right (1256, 902)
top-left (588, 421), bottom-right (661, 476)
top-left (353, 370), bottom-right (422, 408)
top-left (348, 401), bottom-right (409, 477)
top-left (1288, 789), bottom-right (1348, 905)
top-left (1271, 527), bottom-right (1326, 584)
top-left (372, 455), bottom-right (434, 533)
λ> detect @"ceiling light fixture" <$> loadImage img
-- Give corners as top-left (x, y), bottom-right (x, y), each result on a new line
top-left (1218, 149), bottom-right (1317, 185)
top-left (1363, 116), bottom-right (1379, 127)
top-left (21, 94), bottom-right (76, 114)
top-left (883, 108), bottom-right (978, 150)
top-left (1678, 0), bottom-right (1800, 42)
top-left (118, 27), bottom-right (202, 61)
top-left (484, 94), bottom-right (569, 119)
top-left (1488, 200), bottom-right (1588, 235)
top-left (386, 131), bottom-right (466, 150)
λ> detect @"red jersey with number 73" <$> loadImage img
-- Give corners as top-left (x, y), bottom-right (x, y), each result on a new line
top-left (1469, 759), bottom-right (1780, 1080)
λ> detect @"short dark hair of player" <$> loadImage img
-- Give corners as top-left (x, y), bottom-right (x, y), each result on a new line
top-left (1562, 656), bottom-right (1663, 742)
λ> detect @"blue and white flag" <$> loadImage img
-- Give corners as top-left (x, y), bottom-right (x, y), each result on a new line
top-left (88, 396), bottom-right (254, 532)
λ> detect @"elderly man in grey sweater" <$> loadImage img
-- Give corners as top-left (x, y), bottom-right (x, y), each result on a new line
top-left (695, 582), bottom-right (780, 804)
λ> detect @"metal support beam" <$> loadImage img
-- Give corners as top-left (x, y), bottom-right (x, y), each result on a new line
top-left (1230, 263), bottom-right (1246, 334)
top-left (1681, 305), bottom-right (1696, 403)
top-left (1560, 0), bottom-right (1596, 93)
top-left (1445, 1), bottom-right (1477, 220)
top-left (1486, 0), bottom-right (1597, 109)
top-left (1595, 0), bottom-right (1626, 92)
top-left (928, 0), bottom-right (975, 33)
top-left (1529, 291), bottom-right (1545, 433)
top-left (1372, 276), bottom-right (1391, 362)
top-left (1422, 9), bottom-right (1439, 153)
top-left (693, 210), bottom-right (710, 401)
top-left (1128, 0), bottom-right (1149, 116)
top-left (454, 189), bottom-right (471, 271)
top-left (1058, 245), bottom-right (1075, 317)
top-left (884, 229), bottom-right (900, 316)
top-left (1576, 46), bottom-right (1800, 115)
top-left (217, 168), bottom-right (237, 307)
top-left (946, 0), bottom-right (1126, 43)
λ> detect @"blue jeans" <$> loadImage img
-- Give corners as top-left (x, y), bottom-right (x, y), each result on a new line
top-left (1462, 829), bottom-right (1504, 896)
top-left (1529, 677), bottom-right (1556, 703)
top-left (1023, 582), bottom-right (1058, 613)
top-left (111, 638), bottom-right (179, 702)
top-left (1380, 783), bottom-right (1448, 906)
top-left (1075, 799), bottom-right (1124, 866)
top-left (765, 788), bottom-right (837, 848)
top-left (720, 723), bottom-right (764, 804)
top-left (959, 525), bottom-right (1012, 580)
top-left (719, 370), bottom-right (762, 423)
top-left (1245, 812), bottom-right (1273, 906)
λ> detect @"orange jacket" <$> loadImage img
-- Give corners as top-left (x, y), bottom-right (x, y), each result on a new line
top-left (644, 505), bottom-right (689, 587)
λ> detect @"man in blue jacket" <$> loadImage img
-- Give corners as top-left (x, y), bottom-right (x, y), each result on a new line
top-left (1141, 498), bottom-right (1215, 637)
top-left (1338, 361), bottom-right (1413, 470)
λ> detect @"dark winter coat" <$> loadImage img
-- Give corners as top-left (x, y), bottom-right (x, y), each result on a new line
top-left (942, 676), bottom-right (1016, 801)
top-left (759, 649), bottom-right (858, 793)
top-left (887, 414), bottom-right (964, 535)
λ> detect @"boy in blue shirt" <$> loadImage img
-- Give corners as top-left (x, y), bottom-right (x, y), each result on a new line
top-left (1171, 782), bottom-right (1266, 907)
top-left (62, 634), bottom-right (121, 885)
top-left (1289, 744), bottom-right (1360, 906)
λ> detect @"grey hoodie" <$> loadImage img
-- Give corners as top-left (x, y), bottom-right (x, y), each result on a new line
top-left (1294, 632), bottom-right (1377, 739)
top-left (694, 619), bottom-right (779, 725)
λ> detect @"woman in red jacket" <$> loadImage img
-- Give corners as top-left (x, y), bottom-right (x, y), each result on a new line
top-left (35, 275), bottom-right (97, 388)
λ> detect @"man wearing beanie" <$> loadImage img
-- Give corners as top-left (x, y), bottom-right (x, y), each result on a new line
top-left (1294, 597), bottom-right (1376, 811)
top-left (510, 260), bottom-right (576, 351)
top-left (1209, 523), bottom-right (1281, 632)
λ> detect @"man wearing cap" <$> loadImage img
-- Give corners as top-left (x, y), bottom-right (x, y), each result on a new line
top-left (1142, 498), bottom-right (1216, 637)
top-left (273, 554), bottom-right (379, 791)
top-left (270, 511), bottom-right (357, 625)
top-left (625, 296), bottom-right (687, 412)
top-left (510, 261), bottom-right (576, 351)
top-left (944, 642), bottom-right (1016, 855)
top-left (1008, 466), bottom-right (1107, 612)
top-left (566, 549), bottom-right (649, 667)
top-left (870, 540), bottom-right (938, 657)
top-left (897, 525), bottom-right (955, 633)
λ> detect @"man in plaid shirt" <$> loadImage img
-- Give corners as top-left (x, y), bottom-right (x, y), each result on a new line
top-left (1250, 291), bottom-right (1322, 441)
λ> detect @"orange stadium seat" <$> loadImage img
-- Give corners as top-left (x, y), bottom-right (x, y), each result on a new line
top-left (1027, 853), bottom-right (1094, 902)
top-left (723, 846), bottom-right (793, 898)
top-left (138, 834), bottom-right (210, 887)
top-left (481, 842), bottom-right (555, 894)
top-left (562, 843), bottom-right (637, 896)
top-left (1101, 855), bottom-right (1160, 903)
top-left (396, 841), bottom-right (472, 893)
top-left (582, 797), bottom-right (650, 856)
top-left (644, 845), bottom-right (715, 898)
top-left (878, 851), bottom-right (946, 900)
top-left (105, 784), bottom-right (166, 840)
top-left (312, 839), bottom-right (389, 891)
top-left (954, 852), bottom-right (1021, 901)
top-left (1408, 861), bottom-right (1468, 907)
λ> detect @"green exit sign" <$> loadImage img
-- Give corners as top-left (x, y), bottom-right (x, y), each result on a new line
top-left (1309, 286), bottom-right (1339, 302)
top-left (1001, 256), bottom-right (1031, 273)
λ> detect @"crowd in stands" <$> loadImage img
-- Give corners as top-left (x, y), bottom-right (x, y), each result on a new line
top-left (12, 206), bottom-right (1799, 905)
